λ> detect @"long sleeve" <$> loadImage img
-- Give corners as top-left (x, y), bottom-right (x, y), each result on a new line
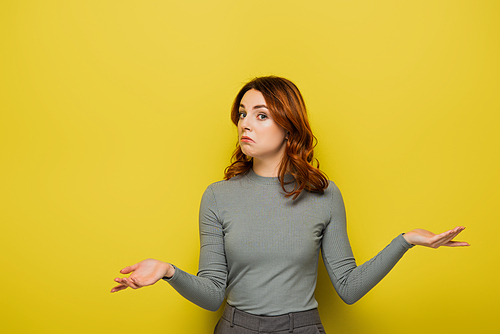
top-left (165, 174), bottom-right (413, 314)
top-left (164, 186), bottom-right (227, 311)
top-left (321, 184), bottom-right (413, 305)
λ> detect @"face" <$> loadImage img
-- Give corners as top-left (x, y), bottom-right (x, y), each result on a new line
top-left (238, 89), bottom-right (287, 162)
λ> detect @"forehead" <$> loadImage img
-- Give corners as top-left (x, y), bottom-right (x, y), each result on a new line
top-left (240, 89), bottom-right (267, 108)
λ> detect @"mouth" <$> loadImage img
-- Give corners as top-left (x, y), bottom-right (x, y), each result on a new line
top-left (240, 136), bottom-right (255, 143)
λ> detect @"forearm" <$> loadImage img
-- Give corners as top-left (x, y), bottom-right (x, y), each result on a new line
top-left (162, 186), bottom-right (228, 311)
top-left (163, 266), bottom-right (226, 311)
top-left (323, 234), bottom-right (413, 304)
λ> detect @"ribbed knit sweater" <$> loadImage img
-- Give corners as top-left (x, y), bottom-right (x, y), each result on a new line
top-left (165, 169), bottom-right (413, 315)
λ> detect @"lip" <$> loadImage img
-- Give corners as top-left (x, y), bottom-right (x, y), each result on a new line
top-left (240, 136), bottom-right (255, 143)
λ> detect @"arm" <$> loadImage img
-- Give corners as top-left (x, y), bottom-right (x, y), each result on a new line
top-left (111, 186), bottom-right (228, 312)
top-left (321, 184), bottom-right (469, 305)
top-left (321, 184), bottom-right (413, 305)
top-left (163, 186), bottom-right (227, 311)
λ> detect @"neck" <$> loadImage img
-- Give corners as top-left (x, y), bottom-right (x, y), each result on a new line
top-left (252, 157), bottom-right (282, 177)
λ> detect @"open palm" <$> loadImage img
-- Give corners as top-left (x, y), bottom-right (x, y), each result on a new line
top-left (403, 226), bottom-right (469, 248)
top-left (111, 258), bottom-right (170, 293)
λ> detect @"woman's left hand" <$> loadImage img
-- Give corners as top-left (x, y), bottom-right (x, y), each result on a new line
top-left (403, 226), bottom-right (470, 248)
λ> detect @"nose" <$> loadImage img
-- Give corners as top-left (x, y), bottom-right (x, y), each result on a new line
top-left (239, 115), bottom-right (252, 131)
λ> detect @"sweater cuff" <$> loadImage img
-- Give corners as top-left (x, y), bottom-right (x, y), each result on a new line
top-left (162, 264), bottom-right (178, 282)
top-left (398, 233), bottom-right (415, 249)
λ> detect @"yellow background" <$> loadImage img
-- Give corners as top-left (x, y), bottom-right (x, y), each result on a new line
top-left (1, 1), bottom-right (498, 333)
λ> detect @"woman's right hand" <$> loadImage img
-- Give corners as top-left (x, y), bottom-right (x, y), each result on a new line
top-left (110, 258), bottom-right (175, 293)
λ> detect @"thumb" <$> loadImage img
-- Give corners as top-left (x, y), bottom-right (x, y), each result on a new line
top-left (120, 263), bottom-right (139, 274)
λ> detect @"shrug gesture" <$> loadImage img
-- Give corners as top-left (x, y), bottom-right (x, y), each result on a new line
top-left (111, 227), bottom-right (468, 293)
top-left (111, 258), bottom-right (175, 293)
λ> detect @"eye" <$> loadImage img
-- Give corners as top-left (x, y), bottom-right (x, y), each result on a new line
top-left (238, 111), bottom-right (246, 119)
top-left (257, 113), bottom-right (268, 120)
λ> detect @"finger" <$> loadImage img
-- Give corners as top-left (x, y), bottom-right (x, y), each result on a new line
top-left (114, 277), bottom-right (127, 284)
top-left (111, 282), bottom-right (128, 292)
top-left (425, 231), bottom-right (453, 248)
top-left (437, 230), bottom-right (461, 243)
top-left (110, 284), bottom-right (128, 293)
top-left (433, 233), bottom-right (460, 248)
top-left (122, 277), bottom-right (140, 289)
top-left (435, 226), bottom-right (464, 240)
top-left (450, 226), bottom-right (465, 235)
top-left (433, 227), bottom-right (466, 247)
top-left (129, 276), bottom-right (143, 288)
top-left (120, 263), bottom-right (139, 274)
top-left (443, 240), bottom-right (470, 247)
top-left (115, 277), bottom-right (137, 289)
top-left (115, 275), bottom-right (143, 289)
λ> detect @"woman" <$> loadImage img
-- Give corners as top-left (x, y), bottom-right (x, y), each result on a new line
top-left (111, 76), bottom-right (469, 333)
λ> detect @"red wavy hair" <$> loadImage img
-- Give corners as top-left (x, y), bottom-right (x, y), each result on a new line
top-left (224, 76), bottom-right (328, 199)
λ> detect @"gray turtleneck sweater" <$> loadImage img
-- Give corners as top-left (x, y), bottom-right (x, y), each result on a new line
top-left (164, 169), bottom-right (413, 316)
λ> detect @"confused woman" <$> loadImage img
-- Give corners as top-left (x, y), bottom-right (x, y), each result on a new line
top-left (111, 76), bottom-right (469, 334)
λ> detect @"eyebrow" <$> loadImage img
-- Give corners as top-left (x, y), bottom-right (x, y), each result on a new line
top-left (239, 104), bottom-right (269, 110)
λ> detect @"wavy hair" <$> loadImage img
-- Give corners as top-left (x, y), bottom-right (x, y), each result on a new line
top-left (224, 76), bottom-right (328, 199)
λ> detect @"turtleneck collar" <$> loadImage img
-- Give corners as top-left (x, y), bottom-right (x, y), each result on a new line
top-left (244, 168), bottom-right (295, 185)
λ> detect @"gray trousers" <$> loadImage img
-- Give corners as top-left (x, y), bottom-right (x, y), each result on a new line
top-left (214, 304), bottom-right (326, 334)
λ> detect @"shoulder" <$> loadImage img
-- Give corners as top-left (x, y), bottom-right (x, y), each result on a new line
top-left (324, 180), bottom-right (342, 198)
top-left (206, 174), bottom-right (245, 189)
top-left (324, 180), bottom-right (346, 217)
top-left (200, 175), bottom-right (248, 213)
top-left (293, 179), bottom-right (342, 205)
top-left (315, 180), bottom-right (345, 213)
top-left (203, 174), bottom-right (247, 197)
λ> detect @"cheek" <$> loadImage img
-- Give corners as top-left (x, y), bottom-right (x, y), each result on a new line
top-left (265, 124), bottom-right (286, 142)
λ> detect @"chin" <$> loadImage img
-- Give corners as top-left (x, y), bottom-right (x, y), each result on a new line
top-left (240, 148), bottom-right (254, 158)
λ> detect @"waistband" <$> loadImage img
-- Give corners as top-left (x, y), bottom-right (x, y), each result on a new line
top-left (222, 303), bottom-right (322, 333)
